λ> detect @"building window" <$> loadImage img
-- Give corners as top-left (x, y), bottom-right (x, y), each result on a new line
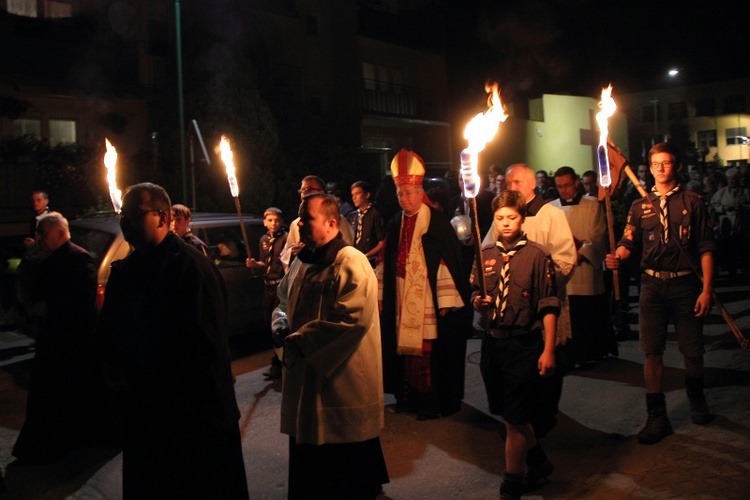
top-left (362, 63), bottom-right (376, 90)
top-left (49, 119), bottom-right (76, 146)
top-left (12, 119), bottom-right (41, 139)
top-left (8, 0), bottom-right (37, 17)
top-left (724, 95), bottom-right (746, 114)
top-left (697, 130), bottom-right (716, 150)
top-left (695, 98), bottom-right (715, 117)
top-left (726, 127), bottom-right (748, 146)
top-left (668, 102), bottom-right (687, 120)
top-left (44, 1), bottom-right (72, 18)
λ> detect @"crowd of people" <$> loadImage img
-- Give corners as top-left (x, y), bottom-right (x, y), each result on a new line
top-left (0, 141), bottom-right (738, 499)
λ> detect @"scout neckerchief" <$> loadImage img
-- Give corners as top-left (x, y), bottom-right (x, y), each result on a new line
top-left (494, 235), bottom-right (527, 320)
top-left (355, 203), bottom-right (371, 245)
top-left (651, 185), bottom-right (680, 242)
top-left (263, 231), bottom-right (279, 274)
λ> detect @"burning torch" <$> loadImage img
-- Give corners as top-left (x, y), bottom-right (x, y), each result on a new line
top-left (104, 138), bottom-right (122, 215)
top-left (595, 85), bottom-right (620, 300)
top-left (461, 83), bottom-right (508, 297)
top-left (218, 135), bottom-right (252, 258)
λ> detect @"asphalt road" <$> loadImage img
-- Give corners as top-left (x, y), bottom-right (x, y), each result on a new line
top-left (0, 272), bottom-right (749, 499)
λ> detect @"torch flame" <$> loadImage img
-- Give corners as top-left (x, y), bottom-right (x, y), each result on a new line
top-left (595, 84), bottom-right (616, 188)
top-left (218, 135), bottom-right (239, 198)
top-left (596, 84), bottom-right (616, 147)
top-left (104, 138), bottom-right (122, 214)
top-left (461, 83), bottom-right (508, 198)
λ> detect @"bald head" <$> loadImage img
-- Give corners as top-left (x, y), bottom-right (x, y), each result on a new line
top-left (505, 164), bottom-right (537, 201)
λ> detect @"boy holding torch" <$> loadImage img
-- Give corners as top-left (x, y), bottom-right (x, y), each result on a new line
top-left (605, 142), bottom-right (716, 444)
top-left (472, 190), bottom-right (560, 498)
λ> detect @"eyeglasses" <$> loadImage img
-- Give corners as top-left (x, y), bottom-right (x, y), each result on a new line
top-left (119, 209), bottom-right (163, 220)
top-left (650, 160), bottom-right (675, 170)
top-left (298, 187), bottom-right (323, 195)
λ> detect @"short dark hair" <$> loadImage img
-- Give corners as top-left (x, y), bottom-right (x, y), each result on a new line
top-left (123, 182), bottom-right (172, 222)
top-left (302, 175), bottom-right (325, 191)
top-left (300, 193), bottom-right (339, 223)
top-left (350, 180), bottom-right (372, 194)
top-left (489, 164), bottom-right (505, 175)
top-left (171, 203), bottom-right (192, 219)
top-left (554, 166), bottom-right (578, 180)
top-left (648, 142), bottom-right (682, 167)
top-left (492, 189), bottom-right (527, 216)
top-left (582, 170), bottom-right (597, 179)
top-left (263, 207), bottom-right (283, 218)
top-left (32, 190), bottom-right (49, 200)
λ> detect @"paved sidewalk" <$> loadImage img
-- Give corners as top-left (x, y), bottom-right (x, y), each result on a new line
top-left (0, 273), bottom-right (748, 498)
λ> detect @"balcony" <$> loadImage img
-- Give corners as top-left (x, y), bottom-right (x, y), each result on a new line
top-left (361, 81), bottom-right (417, 117)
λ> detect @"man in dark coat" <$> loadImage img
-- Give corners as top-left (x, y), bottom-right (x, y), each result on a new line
top-left (379, 149), bottom-right (471, 420)
top-left (98, 183), bottom-right (248, 499)
top-left (12, 212), bottom-right (113, 464)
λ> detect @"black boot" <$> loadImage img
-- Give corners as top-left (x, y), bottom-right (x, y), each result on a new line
top-left (637, 392), bottom-right (673, 444)
top-left (524, 443), bottom-right (553, 492)
top-left (685, 375), bottom-right (713, 425)
top-left (500, 471), bottom-right (524, 500)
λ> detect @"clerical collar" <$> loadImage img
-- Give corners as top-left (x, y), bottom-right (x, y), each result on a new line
top-left (559, 193), bottom-right (583, 206)
top-left (297, 233), bottom-right (348, 265)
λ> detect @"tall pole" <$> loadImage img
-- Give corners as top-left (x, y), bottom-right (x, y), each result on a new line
top-left (175, 0), bottom-right (187, 203)
top-left (650, 99), bottom-right (658, 145)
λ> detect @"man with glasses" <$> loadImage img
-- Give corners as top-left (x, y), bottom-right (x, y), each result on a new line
top-left (98, 182), bottom-right (248, 498)
top-left (379, 149), bottom-right (470, 421)
top-left (549, 167), bottom-right (617, 369)
top-left (280, 175), bottom-right (354, 270)
top-left (606, 142), bottom-right (716, 444)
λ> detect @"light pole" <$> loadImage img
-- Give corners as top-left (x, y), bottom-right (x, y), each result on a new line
top-left (650, 99), bottom-right (658, 145)
top-left (176, 0), bottom-right (187, 203)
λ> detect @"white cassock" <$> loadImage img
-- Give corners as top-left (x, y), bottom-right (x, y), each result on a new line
top-left (549, 195), bottom-right (607, 296)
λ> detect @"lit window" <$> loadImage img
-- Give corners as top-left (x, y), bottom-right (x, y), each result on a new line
top-left (49, 119), bottom-right (76, 146)
top-left (8, 0), bottom-right (37, 17)
top-left (697, 130), bottom-right (716, 149)
top-left (12, 119), bottom-right (41, 139)
top-left (726, 127), bottom-right (748, 146)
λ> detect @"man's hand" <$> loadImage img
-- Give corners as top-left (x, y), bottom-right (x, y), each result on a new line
top-left (472, 295), bottom-right (492, 312)
top-left (290, 242), bottom-right (305, 256)
top-left (246, 257), bottom-right (263, 269)
top-left (272, 327), bottom-right (291, 348)
top-left (538, 350), bottom-right (555, 376)
top-left (694, 291), bottom-right (712, 317)
top-left (604, 253), bottom-right (620, 270)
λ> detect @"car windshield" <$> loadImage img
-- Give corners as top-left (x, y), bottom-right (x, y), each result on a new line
top-left (69, 226), bottom-right (117, 267)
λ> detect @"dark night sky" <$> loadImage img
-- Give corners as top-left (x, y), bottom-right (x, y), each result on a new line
top-left (443, 0), bottom-right (749, 103)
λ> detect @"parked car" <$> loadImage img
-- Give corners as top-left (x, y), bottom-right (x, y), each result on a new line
top-left (68, 212), bottom-right (271, 346)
